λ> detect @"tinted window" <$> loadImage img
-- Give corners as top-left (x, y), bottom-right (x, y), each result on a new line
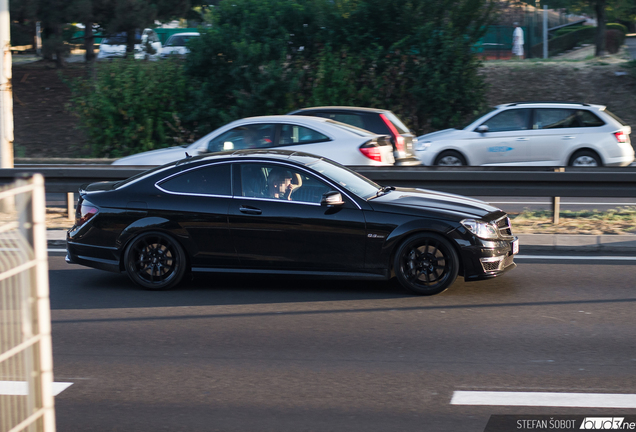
top-left (239, 163), bottom-right (331, 203)
top-left (208, 124), bottom-right (276, 152)
top-left (534, 109), bottom-right (579, 129)
top-left (279, 124), bottom-right (329, 145)
top-left (577, 110), bottom-right (605, 127)
top-left (314, 112), bottom-right (366, 129)
top-left (305, 159), bottom-right (380, 200)
top-left (159, 163), bottom-right (231, 196)
top-left (480, 109), bottom-right (530, 132)
top-left (533, 109), bottom-right (605, 129)
top-left (166, 35), bottom-right (196, 46)
top-left (324, 120), bottom-right (374, 137)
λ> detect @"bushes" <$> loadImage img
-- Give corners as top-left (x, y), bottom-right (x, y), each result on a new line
top-left (69, 0), bottom-right (497, 155)
top-left (67, 59), bottom-right (192, 158)
top-left (606, 29), bottom-right (623, 54)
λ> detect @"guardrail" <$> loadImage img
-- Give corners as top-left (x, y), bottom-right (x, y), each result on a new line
top-left (2, 165), bottom-right (636, 223)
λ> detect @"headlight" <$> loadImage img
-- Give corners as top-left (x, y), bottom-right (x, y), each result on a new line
top-left (416, 141), bottom-right (431, 151)
top-left (461, 219), bottom-right (499, 239)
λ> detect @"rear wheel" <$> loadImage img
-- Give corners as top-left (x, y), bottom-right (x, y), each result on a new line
top-left (393, 233), bottom-right (459, 296)
top-left (434, 151), bottom-right (467, 166)
top-left (124, 231), bottom-right (186, 290)
top-left (568, 150), bottom-right (602, 167)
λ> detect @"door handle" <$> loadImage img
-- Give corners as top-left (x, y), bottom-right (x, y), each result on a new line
top-left (562, 136), bottom-right (575, 140)
top-left (239, 206), bottom-right (262, 215)
top-left (516, 138), bottom-right (528, 141)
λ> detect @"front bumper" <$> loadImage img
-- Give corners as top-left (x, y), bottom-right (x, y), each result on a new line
top-left (461, 236), bottom-right (518, 282)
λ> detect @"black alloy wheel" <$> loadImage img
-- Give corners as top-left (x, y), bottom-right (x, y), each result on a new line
top-left (124, 231), bottom-right (187, 290)
top-left (394, 233), bottom-right (459, 295)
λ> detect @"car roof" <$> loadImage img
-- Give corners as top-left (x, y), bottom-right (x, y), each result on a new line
top-left (234, 115), bottom-right (333, 124)
top-left (290, 106), bottom-right (391, 114)
top-left (168, 32), bottom-right (200, 37)
top-left (497, 101), bottom-right (606, 110)
top-left (177, 149), bottom-right (324, 168)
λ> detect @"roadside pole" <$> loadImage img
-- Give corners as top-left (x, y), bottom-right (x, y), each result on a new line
top-left (543, 5), bottom-right (548, 59)
top-left (0, 0), bottom-right (13, 170)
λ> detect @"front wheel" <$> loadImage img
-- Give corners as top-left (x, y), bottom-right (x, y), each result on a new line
top-left (124, 231), bottom-right (187, 290)
top-left (434, 151), bottom-right (467, 166)
top-left (393, 233), bottom-right (459, 295)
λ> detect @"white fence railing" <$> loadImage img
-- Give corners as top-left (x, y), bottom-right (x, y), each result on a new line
top-left (0, 174), bottom-right (55, 432)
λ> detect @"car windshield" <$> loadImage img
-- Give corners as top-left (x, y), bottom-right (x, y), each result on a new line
top-left (324, 119), bottom-right (374, 137)
top-left (456, 107), bottom-right (498, 130)
top-left (166, 35), bottom-right (196, 46)
top-left (305, 158), bottom-right (381, 199)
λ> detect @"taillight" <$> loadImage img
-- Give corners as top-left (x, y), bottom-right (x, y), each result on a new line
top-left (75, 199), bottom-right (99, 226)
top-left (379, 113), bottom-right (405, 152)
top-left (359, 140), bottom-right (384, 162)
top-left (614, 131), bottom-right (629, 143)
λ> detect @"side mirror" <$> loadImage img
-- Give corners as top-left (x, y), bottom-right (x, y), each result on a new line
top-left (476, 125), bottom-right (489, 133)
top-left (321, 191), bottom-right (345, 207)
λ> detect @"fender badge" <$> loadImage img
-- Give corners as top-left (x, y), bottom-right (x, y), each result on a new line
top-left (367, 233), bottom-right (386, 239)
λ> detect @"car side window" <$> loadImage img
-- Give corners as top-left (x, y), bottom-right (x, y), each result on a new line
top-left (480, 109), bottom-right (530, 132)
top-left (208, 124), bottom-right (276, 152)
top-left (533, 109), bottom-right (580, 129)
top-left (159, 163), bottom-right (231, 196)
top-left (576, 110), bottom-right (605, 127)
top-left (278, 124), bottom-right (330, 146)
top-left (239, 163), bottom-right (331, 203)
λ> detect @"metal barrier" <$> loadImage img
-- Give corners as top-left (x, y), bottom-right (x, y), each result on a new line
top-left (0, 174), bottom-right (55, 432)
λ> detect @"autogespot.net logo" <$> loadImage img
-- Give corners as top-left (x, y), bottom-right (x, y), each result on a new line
top-left (580, 417), bottom-right (632, 429)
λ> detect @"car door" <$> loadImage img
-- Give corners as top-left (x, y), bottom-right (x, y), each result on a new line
top-left (154, 162), bottom-right (238, 268)
top-left (471, 108), bottom-right (532, 165)
top-left (228, 161), bottom-right (368, 271)
top-left (528, 108), bottom-right (580, 165)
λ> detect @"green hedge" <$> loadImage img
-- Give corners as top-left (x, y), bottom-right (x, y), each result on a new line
top-left (67, 59), bottom-right (193, 158)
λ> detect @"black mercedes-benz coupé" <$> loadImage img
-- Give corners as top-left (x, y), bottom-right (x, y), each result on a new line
top-left (67, 150), bottom-right (518, 295)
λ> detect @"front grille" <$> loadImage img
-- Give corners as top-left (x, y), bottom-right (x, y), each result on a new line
top-left (482, 261), bottom-right (501, 271)
top-left (503, 255), bottom-right (514, 268)
top-left (495, 216), bottom-right (513, 238)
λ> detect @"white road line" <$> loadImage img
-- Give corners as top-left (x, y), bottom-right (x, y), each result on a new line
top-left (451, 391), bottom-right (636, 408)
top-left (516, 255), bottom-right (636, 261)
top-left (48, 248), bottom-right (66, 253)
top-left (489, 202), bottom-right (636, 205)
top-left (0, 381), bottom-right (73, 396)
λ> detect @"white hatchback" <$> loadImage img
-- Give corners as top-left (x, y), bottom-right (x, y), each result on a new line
top-left (415, 102), bottom-right (634, 166)
top-left (112, 115), bottom-right (395, 166)
top-left (160, 32), bottom-right (200, 58)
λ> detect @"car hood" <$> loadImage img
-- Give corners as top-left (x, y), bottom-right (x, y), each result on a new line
top-left (369, 187), bottom-right (501, 219)
top-left (112, 146), bottom-right (191, 165)
top-left (417, 128), bottom-right (464, 142)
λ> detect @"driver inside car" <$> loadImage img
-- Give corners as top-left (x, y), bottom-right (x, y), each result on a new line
top-left (267, 168), bottom-right (302, 200)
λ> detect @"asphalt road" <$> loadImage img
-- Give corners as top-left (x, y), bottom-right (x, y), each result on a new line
top-left (47, 253), bottom-right (636, 432)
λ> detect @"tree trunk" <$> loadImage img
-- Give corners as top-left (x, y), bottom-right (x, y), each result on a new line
top-left (84, 22), bottom-right (95, 62)
top-left (594, 0), bottom-right (607, 57)
top-left (126, 28), bottom-right (136, 58)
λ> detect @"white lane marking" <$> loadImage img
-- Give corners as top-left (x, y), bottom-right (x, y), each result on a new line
top-left (451, 391), bottom-right (636, 408)
top-left (516, 255), bottom-right (636, 261)
top-left (0, 381), bottom-right (73, 396)
top-left (489, 201), bottom-right (636, 205)
top-left (48, 248), bottom-right (67, 253)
